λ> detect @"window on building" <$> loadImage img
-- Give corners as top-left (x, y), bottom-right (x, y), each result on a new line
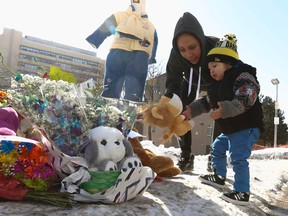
top-left (207, 124), bottom-right (213, 137)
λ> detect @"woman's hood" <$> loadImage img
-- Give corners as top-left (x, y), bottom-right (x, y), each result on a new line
top-left (172, 12), bottom-right (206, 64)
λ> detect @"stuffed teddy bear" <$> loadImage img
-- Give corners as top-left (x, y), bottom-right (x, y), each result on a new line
top-left (128, 131), bottom-right (181, 177)
top-left (83, 126), bottom-right (142, 172)
top-left (142, 93), bottom-right (194, 142)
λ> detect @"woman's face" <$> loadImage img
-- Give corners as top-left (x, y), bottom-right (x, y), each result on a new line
top-left (177, 33), bottom-right (201, 64)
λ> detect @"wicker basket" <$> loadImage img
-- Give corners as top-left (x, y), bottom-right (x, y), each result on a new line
top-left (80, 171), bottom-right (121, 194)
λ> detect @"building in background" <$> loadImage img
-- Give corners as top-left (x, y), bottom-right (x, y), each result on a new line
top-left (0, 28), bottom-right (105, 88)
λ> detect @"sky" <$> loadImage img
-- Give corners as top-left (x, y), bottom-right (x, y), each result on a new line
top-left (0, 141), bottom-right (287, 215)
top-left (1, 0), bottom-right (288, 124)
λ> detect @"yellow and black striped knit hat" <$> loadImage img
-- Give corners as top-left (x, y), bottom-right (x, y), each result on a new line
top-left (207, 33), bottom-right (239, 65)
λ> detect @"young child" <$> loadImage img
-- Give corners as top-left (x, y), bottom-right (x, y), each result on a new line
top-left (182, 33), bottom-right (264, 205)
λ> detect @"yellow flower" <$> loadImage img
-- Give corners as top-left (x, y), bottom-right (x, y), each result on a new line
top-left (0, 150), bottom-right (18, 165)
top-left (0, 90), bottom-right (8, 103)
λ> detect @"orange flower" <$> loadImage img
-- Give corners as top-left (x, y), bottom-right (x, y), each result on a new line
top-left (0, 91), bottom-right (8, 103)
top-left (17, 145), bottom-right (30, 161)
top-left (29, 145), bottom-right (48, 164)
top-left (24, 165), bottom-right (33, 178)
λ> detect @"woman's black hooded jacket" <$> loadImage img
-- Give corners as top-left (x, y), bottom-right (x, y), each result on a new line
top-left (165, 12), bottom-right (218, 108)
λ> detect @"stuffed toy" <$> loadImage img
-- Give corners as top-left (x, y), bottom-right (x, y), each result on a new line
top-left (83, 126), bottom-right (142, 171)
top-left (128, 131), bottom-right (181, 177)
top-left (0, 107), bottom-right (20, 135)
top-left (86, 0), bottom-right (158, 103)
top-left (142, 93), bottom-right (194, 142)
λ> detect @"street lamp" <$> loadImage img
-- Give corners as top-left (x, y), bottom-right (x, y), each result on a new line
top-left (271, 78), bottom-right (280, 148)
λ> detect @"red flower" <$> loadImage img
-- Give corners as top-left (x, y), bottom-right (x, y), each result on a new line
top-left (0, 175), bottom-right (28, 200)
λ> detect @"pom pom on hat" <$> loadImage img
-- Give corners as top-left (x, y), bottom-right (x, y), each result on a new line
top-left (207, 33), bottom-right (239, 65)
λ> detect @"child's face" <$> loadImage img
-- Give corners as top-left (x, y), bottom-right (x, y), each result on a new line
top-left (208, 62), bottom-right (230, 81)
top-left (177, 33), bottom-right (201, 65)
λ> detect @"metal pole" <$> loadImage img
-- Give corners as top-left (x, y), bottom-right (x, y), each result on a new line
top-left (273, 84), bottom-right (278, 148)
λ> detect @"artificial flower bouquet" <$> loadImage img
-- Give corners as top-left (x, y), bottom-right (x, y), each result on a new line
top-left (7, 73), bottom-right (137, 156)
top-left (7, 74), bottom-right (86, 156)
top-left (0, 135), bottom-right (56, 191)
top-left (0, 135), bottom-right (76, 207)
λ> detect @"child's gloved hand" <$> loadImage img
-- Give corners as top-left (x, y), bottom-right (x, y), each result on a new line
top-left (210, 102), bottom-right (223, 119)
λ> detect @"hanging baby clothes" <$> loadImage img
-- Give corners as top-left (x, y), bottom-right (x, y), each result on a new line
top-left (86, 0), bottom-right (158, 102)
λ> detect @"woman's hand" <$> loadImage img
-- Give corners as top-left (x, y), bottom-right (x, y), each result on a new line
top-left (182, 105), bottom-right (192, 120)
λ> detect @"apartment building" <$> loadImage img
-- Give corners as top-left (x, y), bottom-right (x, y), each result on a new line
top-left (0, 28), bottom-right (105, 88)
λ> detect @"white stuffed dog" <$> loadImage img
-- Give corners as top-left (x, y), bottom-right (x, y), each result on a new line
top-left (83, 126), bottom-right (142, 171)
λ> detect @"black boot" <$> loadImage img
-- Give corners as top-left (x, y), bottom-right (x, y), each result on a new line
top-left (177, 154), bottom-right (194, 172)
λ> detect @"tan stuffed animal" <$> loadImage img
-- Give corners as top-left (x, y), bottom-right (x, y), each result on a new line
top-left (142, 93), bottom-right (193, 142)
top-left (128, 136), bottom-right (181, 177)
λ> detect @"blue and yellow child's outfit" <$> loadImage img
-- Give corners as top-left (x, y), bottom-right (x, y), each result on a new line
top-left (86, 5), bottom-right (158, 102)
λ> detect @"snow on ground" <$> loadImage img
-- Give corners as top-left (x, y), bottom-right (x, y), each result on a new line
top-left (0, 142), bottom-right (288, 216)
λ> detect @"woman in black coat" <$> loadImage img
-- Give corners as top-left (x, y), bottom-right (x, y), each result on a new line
top-left (165, 12), bottom-right (219, 171)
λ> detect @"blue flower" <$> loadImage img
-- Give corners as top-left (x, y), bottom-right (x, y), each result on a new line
top-left (0, 140), bottom-right (16, 154)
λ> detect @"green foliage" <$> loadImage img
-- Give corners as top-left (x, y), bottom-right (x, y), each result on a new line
top-left (84, 79), bottom-right (107, 108)
top-left (260, 95), bottom-right (288, 146)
